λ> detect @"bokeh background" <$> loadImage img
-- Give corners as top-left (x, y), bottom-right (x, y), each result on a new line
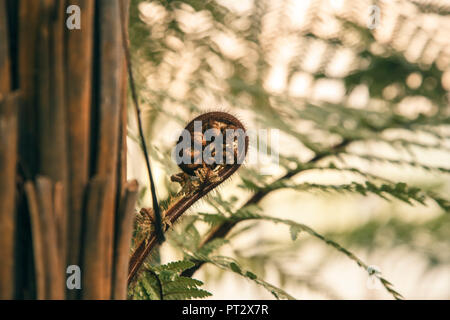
top-left (127, 0), bottom-right (450, 299)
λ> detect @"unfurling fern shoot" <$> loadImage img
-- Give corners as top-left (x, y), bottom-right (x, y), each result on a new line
top-left (128, 112), bottom-right (249, 284)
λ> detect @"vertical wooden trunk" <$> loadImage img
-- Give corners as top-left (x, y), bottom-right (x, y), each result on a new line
top-left (0, 0), bottom-right (136, 300)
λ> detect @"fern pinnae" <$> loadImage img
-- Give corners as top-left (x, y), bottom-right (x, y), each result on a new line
top-left (346, 152), bottom-right (450, 174)
top-left (240, 172), bottom-right (448, 212)
top-left (186, 252), bottom-right (296, 300)
top-left (131, 260), bottom-right (212, 300)
top-left (198, 210), bottom-right (403, 299)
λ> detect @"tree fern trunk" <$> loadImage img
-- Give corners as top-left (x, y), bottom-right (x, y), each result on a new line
top-left (0, 0), bottom-right (136, 300)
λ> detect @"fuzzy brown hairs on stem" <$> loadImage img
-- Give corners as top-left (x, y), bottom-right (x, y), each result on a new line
top-left (127, 111), bottom-right (249, 285)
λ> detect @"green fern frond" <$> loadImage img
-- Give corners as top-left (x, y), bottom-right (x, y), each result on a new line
top-left (239, 176), bottom-right (449, 212)
top-left (198, 238), bottom-right (229, 256)
top-left (162, 276), bottom-right (204, 289)
top-left (187, 253), bottom-right (296, 300)
top-left (347, 152), bottom-right (450, 174)
top-left (164, 288), bottom-right (212, 300)
top-left (198, 208), bottom-right (403, 300)
top-left (130, 260), bottom-right (211, 300)
top-left (153, 260), bottom-right (196, 273)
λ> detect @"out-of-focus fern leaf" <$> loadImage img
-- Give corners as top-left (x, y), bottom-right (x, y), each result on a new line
top-left (187, 253), bottom-right (296, 300)
top-left (197, 207), bottom-right (403, 299)
top-left (128, 0), bottom-right (450, 299)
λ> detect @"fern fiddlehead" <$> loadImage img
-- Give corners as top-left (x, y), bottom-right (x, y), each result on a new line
top-left (128, 111), bottom-right (248, 284)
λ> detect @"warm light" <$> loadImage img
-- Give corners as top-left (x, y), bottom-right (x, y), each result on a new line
top-left (442, 71), bottom-right (450, 91)
top-left (406, 72), bottom-right (422, 89)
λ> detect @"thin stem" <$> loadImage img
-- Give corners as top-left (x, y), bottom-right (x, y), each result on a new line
top-left (118, 1), bottom-right (164, 243)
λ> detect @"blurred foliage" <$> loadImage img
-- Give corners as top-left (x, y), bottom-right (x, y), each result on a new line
top-left (130, 260), bottom-right (212, 299)
top-left (127, 0), bottom-right (450, 299)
